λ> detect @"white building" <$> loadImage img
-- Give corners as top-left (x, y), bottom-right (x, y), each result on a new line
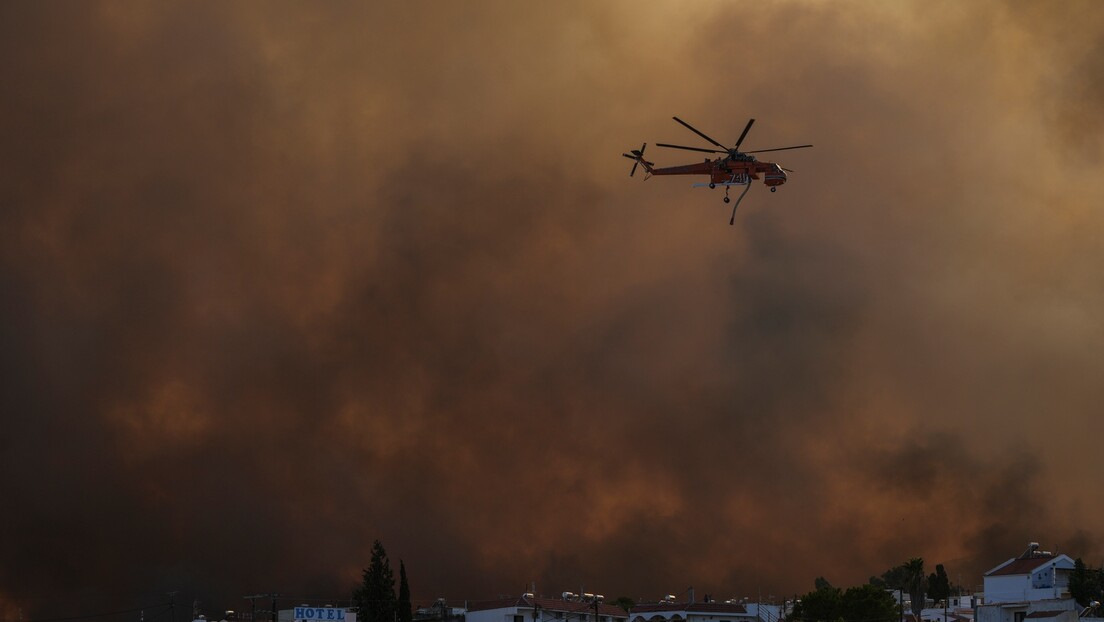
top-left (977, 604), bottom-right (1079, 622)
top-left (916, 596), bottom-right (978, 622)
top-left (628, 601), bottom-right (782, 622)
top-left (977, 543), bottom-right (1079, 622)
top-left (467, 595), bottom-right (628, 622)
top-left (982, 543), bottom-right (1075, 604)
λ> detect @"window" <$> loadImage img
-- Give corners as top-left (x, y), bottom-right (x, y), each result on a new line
top-left (515, 615), bottom-right (524, 622)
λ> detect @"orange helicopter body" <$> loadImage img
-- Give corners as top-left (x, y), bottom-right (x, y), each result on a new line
top-left (648, 158), bottom-right (788, 187)
top-left (622, 117), bottom-right (810, 223)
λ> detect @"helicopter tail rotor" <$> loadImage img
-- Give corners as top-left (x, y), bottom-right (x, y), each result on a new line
top-left (621, 142), bottom-right (654, 177)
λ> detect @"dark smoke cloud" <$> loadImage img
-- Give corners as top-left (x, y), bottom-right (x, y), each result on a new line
top-left (3, 1), bottom-right (1104, 620)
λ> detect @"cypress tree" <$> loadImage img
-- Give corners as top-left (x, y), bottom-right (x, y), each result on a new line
top-left (927, 564), bottom-right (951, 603)
top-left (398, 560), bottom-right (412, 622)
top-left (354, 540), bottom-right (397, 622)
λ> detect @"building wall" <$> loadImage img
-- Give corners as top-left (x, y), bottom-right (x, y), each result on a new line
top-left (746, 605), bottom-right (783, 622)
top-left (977, 599), bottom-right (1078, 622)
top-left (984, 577), bottom-right (1072, 604)
top-left (976, 602), bottom-right (1007, 622)
top-left (984, 578), bottom-right (1071, 604)
top-left (466, 608), bottom-right (519, 622)
top-left (630, 605), bottom-right (779, 622)
top-left (984, 575), bottom-right (1033, 604)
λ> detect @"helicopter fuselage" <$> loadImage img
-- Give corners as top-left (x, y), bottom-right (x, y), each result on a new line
top-left (648, 156), bottom-right (788, 187)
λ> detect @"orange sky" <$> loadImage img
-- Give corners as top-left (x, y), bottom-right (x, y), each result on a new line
top-left (2, 1), bottom-right (1104, 619)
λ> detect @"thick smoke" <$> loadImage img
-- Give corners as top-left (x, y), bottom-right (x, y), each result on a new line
top-left (2, 1), bottom-right (1104, 620)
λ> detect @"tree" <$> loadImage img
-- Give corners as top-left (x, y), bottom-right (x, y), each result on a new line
top-left (838, 585), bottom-right (899, 622)
top-left (903, 558), bottom-right (927, 617)
top-left (398, 560), bottom-right (412, 622)
top-left (875, 559), bottom-right (926, 618)
top-left (927, 564), bottom-right (951, 604)
top-left (354, 540), bottom-right (397, 622)
top-left (815, 577), bottom-right (834, 591)
top-left (793, 583), bottom-right (898, 622)
top-left (792, 585), bottom-right (842, 622)
top-left (611, 598), bottom-right (636, 613)
top-left (1069, 558), bottom-right (1103, 607)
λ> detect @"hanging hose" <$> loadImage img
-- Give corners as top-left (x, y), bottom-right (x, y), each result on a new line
top-left (728, 183), bottom-right (752, 225)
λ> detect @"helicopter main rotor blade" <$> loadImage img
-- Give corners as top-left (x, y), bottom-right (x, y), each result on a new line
top-left (672, 116), bottom-right (726, 149)
top-left (744, 144), bottom-right (813, 154)
top-left (656, 142), bottom-right (726, 154)
top-left (734, 118), bottom-right (755, 150)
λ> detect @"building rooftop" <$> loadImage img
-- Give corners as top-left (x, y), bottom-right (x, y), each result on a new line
top-left (630, 603), bottom-right (749, 615)
top-left (986, 555), bottom-right (1059, 577)
top-left (467, 597), bottom-right (627, 618)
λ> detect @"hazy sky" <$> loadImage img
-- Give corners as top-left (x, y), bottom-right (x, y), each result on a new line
top-left (3, 1), bottom-right (1104, 619)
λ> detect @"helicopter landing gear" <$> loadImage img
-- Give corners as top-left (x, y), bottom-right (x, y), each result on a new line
top-left (709, 182), bottom-right (716, 189)
top-left (770, 186), bottom-right (777, 193)
top-left (723, 196), bottom-right (730, 203)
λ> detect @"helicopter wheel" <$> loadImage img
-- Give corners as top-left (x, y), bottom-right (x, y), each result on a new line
top-left (770, 187), bottom-right (777, 193)
top-left (723, 196), bottom-right (731, 203)
top-left (709, 183), bottom-right (716, 189)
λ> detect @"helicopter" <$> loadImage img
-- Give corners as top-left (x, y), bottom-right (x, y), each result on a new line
top-left (622, 117), bottom-right (812, 224)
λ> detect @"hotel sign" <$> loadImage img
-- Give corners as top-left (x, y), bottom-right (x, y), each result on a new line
top-left (294, 609), bottom-right (348, 622)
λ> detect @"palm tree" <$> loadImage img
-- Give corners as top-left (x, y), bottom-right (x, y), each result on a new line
top-left (904, 558), bottom-right (927, 618)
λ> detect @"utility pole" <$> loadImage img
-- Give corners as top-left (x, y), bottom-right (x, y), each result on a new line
top-left (168, 591), bottom-right (178, 622)
top-left (244, 595), bottom-right (268, 622)
top-left (271, 594), bottom-right (280, 622)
